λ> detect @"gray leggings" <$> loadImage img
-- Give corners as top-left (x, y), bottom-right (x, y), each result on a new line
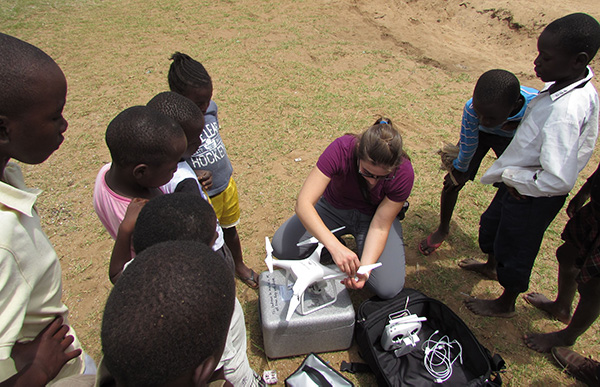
top-left (271, 197), bottom-right (406, 299)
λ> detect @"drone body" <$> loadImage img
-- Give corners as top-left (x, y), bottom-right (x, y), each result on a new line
top-left (264, 231), bottom-right (381, 321)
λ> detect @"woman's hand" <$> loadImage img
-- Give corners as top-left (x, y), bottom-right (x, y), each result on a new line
top-left (330, 243), bottom-right (360, 277)
top-left (342, 272), bottom-right (368, 290)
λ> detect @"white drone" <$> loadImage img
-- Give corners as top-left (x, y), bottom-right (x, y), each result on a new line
top-left (265, 227), bottom-right (382, 321)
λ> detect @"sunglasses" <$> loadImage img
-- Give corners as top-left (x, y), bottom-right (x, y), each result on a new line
top-left (358, 161), bottom-right (396, 181)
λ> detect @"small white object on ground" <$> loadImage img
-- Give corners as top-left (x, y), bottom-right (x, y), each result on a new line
top-left (262, 370), bottom-right (278, 384)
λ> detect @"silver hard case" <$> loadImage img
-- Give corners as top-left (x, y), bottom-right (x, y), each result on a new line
top-left (259, 269), bottom-right (355, 359)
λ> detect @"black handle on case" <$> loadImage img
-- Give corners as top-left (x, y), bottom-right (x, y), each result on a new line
top-left (303, 365), bottom-right (333, 387)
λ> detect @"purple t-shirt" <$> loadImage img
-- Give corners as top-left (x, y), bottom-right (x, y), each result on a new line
top-left (316, 135), bottom-right (414, 215)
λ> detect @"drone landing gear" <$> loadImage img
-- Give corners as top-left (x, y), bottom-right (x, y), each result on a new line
top-left (299, 280), bottom-right (338, 316)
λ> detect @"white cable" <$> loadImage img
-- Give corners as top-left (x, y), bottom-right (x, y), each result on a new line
top-left (421, 330), bottom-right (463, 383)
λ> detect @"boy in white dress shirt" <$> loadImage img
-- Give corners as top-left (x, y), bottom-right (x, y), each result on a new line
top-left (464, 13), bottom-right (600, 318)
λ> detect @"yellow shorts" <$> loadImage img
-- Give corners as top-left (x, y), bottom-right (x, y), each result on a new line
top-left (210, 177), bottom-right (240, 228)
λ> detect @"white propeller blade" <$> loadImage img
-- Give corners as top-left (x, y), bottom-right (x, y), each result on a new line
top-left (356, 262), bottom-right (382, 275)
top-left (322, 262), bottom-right (382, 280)
top-left (296, 226), bottom-right (346, 246)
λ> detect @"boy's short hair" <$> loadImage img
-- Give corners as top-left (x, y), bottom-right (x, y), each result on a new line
top-left (133, 192), bottom-right (217, 253)
top-left (168, 52), bottom-right (212, 93)
top-left (105, 105), bottom-right (184, 167)
top-left (545, 13), bottom-right (600, 61)
top-left (473, 69), bottom-right (520, 107)
top-left (0, 33), bottom-right (58, 117)
top-left (147, 91), bottom-right (204, 125)
top-left (101, 241), bottom-right (235, 387)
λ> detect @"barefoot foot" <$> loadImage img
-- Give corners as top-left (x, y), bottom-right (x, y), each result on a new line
top-left (524, 331), bottom-right (576, 353)
top-left (458, 258), bottom-right (498, 280)
top-left (464, 297), bottom-right (515, 318)
top-left (523, 293), bottom-right (571, 324)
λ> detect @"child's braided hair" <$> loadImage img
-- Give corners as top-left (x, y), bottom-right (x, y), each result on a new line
top-left (168, 52), bottom-right (212, 93)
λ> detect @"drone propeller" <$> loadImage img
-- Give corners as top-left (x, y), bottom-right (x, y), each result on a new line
top-left (357, 262), bottom-right (382, 275)
top-left (296, 226), bottom-right (346, 246)
top-left (322, 262), bottom-right (383, 281)
top-left (265, 236), bottom-right (274, 273)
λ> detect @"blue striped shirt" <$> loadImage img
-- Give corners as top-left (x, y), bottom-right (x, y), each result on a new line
top-left (453, 86), bottom-right (539, 172)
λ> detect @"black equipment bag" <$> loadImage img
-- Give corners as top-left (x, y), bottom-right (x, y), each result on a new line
top-left (352, 288), bottom-right (504, 386)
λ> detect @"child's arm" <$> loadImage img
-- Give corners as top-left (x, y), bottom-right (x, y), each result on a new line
top-left (3, 317), bottom-right (81, 387)
top-left (452, 101), bottom-right (480, 175)
top-left (566, 166), bottom-right (598, 217)
top-left (109, 198), bottom-right (148, 284)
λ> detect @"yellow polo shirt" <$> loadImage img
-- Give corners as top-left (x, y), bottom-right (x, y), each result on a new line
top-left (0, 163), bottom-right (84, 383)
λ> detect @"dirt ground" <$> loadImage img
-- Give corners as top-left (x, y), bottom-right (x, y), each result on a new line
top-left (6, 0), bottom-right (600, 385)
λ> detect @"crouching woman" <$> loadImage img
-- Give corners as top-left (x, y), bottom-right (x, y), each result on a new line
top-left (272, 117), bottom-right (414, 299)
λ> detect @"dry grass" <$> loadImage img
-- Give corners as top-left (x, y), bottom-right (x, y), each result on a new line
top-left (3, 0), bottom-right (600, 385)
